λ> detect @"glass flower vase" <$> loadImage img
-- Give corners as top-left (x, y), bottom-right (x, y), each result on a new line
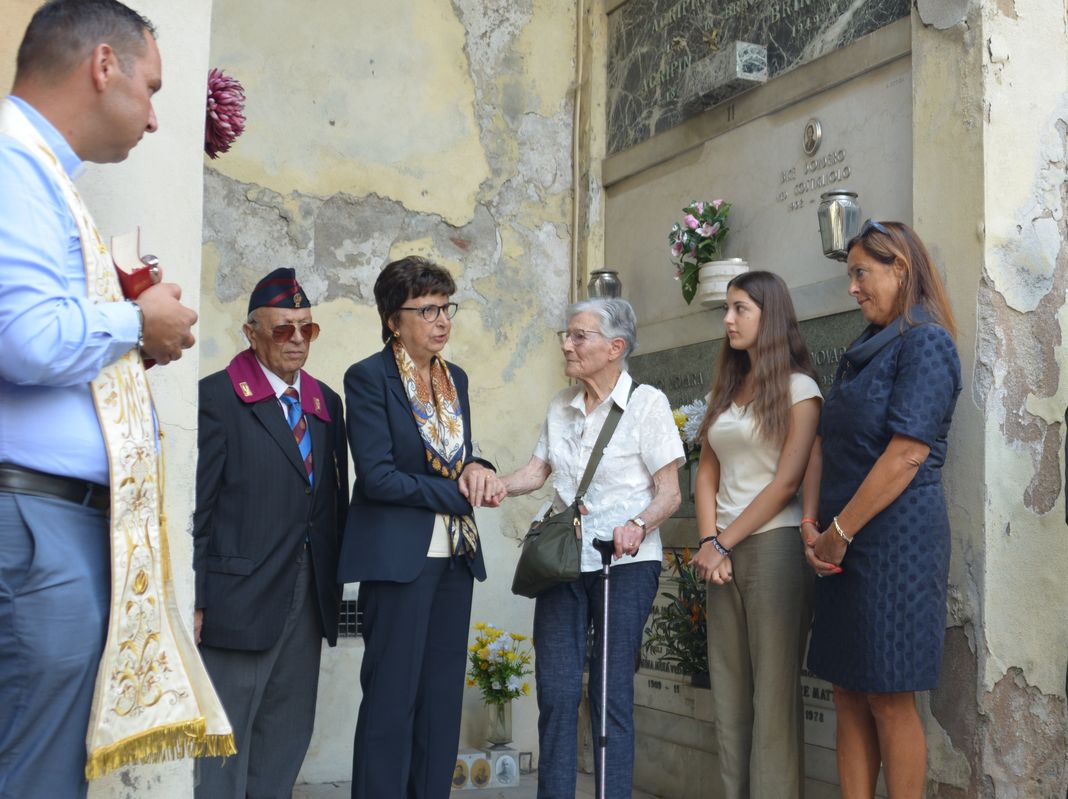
top-left (486, 700), bottom-right (512, 748)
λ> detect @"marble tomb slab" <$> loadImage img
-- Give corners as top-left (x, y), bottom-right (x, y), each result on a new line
top-left (607, 0), bottom-right (910, 153)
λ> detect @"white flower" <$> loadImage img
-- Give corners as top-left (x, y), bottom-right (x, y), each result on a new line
top-left (679, 398), bottom-right (707, 446)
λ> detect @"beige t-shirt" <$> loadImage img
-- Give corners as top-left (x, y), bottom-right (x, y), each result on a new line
top-left (706, 372), bottom-right (821, 535)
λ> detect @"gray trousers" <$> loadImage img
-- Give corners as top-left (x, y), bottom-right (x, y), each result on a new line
top-left (706, 526), bottom-right (813, 799)
top-left (0, 493), bottom-right (110, 799)
top-left (197, 547), bottom-right (323, 799)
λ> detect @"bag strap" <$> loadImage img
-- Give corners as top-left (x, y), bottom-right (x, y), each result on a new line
top-left (574, 380), bottom-right (639, 504)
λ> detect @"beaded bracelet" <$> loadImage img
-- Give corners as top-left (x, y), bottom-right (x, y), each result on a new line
top-left (699, 534), bottom-right (732, 557)
top-left (832, 516), bottom-right (854, 545)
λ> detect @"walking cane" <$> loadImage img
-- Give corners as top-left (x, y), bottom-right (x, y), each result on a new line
top-left (591, 536), bottom-right (616, 799)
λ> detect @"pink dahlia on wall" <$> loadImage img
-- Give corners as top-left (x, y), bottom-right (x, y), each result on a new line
top-left (204, 68), bottom-right (246, 159)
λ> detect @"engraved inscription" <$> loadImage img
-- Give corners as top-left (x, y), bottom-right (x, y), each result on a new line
top-left (775, 146), bottom-right (853, 213)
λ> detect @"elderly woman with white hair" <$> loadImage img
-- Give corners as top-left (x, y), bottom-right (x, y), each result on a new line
top-left (498, 297), bottom-right (684, 798)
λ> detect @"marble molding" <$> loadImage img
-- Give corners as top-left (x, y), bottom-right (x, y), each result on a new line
top-left (607, 0), bottom-right (910, 153)
top-left (678, 40), bottom-right (767, 114)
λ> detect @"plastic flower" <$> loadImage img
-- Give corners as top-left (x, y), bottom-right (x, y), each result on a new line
top-left (667, 199), bottom-right (732, 304)
top-left (466, 623), bottom-right (534, 705)
top-left (673, 409), bottom-right (687, 434)
top-left (204, 68), bottom-right (246, 159)
top-left (679, 398), bottom-right (708, 446)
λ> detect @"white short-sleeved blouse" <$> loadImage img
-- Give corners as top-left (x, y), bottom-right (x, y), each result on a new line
top-left (706, 372), bottom-right (821, 535)
top-left (533, 371), bottom-right (685, 572)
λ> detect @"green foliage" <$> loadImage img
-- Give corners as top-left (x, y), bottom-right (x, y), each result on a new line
top-left (642, 549), bottom-right (709, 677)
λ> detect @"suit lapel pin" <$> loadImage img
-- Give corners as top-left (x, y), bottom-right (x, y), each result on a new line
top-left (314, 397), bottom-right (321, 412)
top-left (239, 381), bottom-right (252, 397)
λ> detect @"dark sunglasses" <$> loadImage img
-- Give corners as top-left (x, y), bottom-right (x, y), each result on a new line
top-left (859, 218), bottom-right (890, 237)
top-left (847, 218), bottom-right (891, 253)
top-left (266, 322), bottom-right (320, 343)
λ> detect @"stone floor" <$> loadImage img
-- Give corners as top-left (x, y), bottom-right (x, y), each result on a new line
top-left (293, 772), bottom-right (661, 798)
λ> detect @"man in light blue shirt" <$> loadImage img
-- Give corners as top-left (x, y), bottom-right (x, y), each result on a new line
top-left (0, 2), bottom-right (197, 797)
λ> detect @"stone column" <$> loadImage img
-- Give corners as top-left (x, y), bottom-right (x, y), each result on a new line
top-left (913, 1), bottom-right (1068, 795)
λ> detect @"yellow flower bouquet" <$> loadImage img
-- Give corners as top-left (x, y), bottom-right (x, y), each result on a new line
top-left (466, 622), bottom-right (533, 705)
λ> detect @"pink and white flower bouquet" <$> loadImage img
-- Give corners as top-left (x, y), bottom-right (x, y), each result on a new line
top-left (669, 199), bottom-right (731, 304)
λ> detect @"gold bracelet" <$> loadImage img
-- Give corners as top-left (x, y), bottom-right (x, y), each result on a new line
top-left (832, 516), bottom-right (853, 545)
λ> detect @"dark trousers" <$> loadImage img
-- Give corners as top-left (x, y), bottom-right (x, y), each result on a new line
top-left (352, 557), bottom-right (474, 799)
top-left (532, 560), bottom-right (659, 799)
top-left (197, 547), bottom-right (323, 799)
top-left (0, 492), bottom-right (110, 799)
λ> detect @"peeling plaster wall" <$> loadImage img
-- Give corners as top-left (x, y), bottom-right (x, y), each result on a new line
top-left (1, 2), bottom-right (212, 797)
top-left (915, 1), bottom-right (1068, 796)
top-left (204, 0), bottom-right (578, 779)
top-left (975, 0), bottom-right (1068, 793)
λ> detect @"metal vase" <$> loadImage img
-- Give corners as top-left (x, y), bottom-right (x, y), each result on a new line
top-left (587, 269), bottom-right (622, 298)
top-left (817, 189), bottom-right (861, 261)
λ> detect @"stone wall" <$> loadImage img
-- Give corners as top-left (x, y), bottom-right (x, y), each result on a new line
top-left (915, 1), bottom-right (1068, 796)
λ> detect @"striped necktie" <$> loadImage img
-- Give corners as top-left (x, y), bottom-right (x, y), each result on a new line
top-left (281, 387), bottom-right (313, 484)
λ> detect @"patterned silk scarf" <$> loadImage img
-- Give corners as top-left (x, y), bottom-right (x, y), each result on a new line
top-left (0, 99), bottom-right (234, 778)
top-left (392, 341), bottom-right (479, 560)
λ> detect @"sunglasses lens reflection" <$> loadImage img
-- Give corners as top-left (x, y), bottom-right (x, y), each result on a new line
top-left (270, 323), bottom-right (320, 343)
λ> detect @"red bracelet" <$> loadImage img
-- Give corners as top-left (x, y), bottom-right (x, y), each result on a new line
top-left (800, 517), bottom-right (819, 527)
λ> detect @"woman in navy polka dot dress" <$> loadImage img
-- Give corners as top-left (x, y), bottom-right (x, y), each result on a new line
top-left (802, 220), bottom-right (961, 799)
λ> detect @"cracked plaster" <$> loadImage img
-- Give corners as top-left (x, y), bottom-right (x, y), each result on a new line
top-left (203, 3), bottom-right (580, 775)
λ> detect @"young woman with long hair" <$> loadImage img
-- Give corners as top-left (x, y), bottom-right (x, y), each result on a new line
top-left (689, 270), bottom-right (822, 798)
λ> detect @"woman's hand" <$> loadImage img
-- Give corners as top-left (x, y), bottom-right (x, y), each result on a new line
top-left (689, 540), bottom-right (725, 583)
top-left (710, 556), bottom-right (733, 585)
top-left (611, 519), bottom-right (645, 560)
top-left (458, 463), bottom-right (506, 508)
top-left (805, 529), bottom-right (845, 578)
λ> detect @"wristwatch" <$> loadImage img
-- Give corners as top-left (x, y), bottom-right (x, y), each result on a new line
top-left (629, 516), bottom-right (647, 540)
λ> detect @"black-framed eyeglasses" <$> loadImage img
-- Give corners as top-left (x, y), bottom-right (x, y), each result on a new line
top-left (556, 328), bottom-right (606, 346)
top-left (254, 321), bottom-right (321, 343)
top-left (398, 302), bottom-right (458, 322)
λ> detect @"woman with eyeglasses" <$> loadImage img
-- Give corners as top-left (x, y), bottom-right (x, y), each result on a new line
top-left (496, 297), bottom-right (684, 798)
top-left (688, 271), bottom-right (821, 799)
top-left (803, 221), bottom-right (961, 798)
top-left (338, 256), bottom-right (503, 799)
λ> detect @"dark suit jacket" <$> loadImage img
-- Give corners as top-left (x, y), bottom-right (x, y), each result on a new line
top-left (193, 352), bottom-right (349, 651)
top-left (338, 345), bottom-right (489, 584)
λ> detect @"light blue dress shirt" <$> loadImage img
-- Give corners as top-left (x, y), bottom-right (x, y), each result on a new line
top-left (0, 95), bottom-right (140, 485)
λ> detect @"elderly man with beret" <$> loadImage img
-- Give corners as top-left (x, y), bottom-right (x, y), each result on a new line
top-left (194, 268), bottom-right (349, 798)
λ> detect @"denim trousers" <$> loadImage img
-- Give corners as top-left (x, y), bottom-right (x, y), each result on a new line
top-left (532, 559), bottom-right (659, 799)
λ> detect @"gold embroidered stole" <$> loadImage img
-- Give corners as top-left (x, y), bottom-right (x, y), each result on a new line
top-left (0, 98), bottom-right (234, 778)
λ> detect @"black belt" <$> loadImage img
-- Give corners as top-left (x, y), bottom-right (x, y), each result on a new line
top-left (0, 463), bottom-right (110, 513)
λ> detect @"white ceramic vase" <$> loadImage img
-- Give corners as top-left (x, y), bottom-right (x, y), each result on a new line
top-left (696, 258), bottom-right (749, 307)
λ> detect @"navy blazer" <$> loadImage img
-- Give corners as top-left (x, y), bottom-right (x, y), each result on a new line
top-left (338, 346), bottom-right (489, 584)
top-left (193, 368), bottom-right (349, 650)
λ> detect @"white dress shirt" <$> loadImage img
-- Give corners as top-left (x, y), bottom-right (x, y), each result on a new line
top-left (533, 371), bottom-right (684, 573)
top-left (256, 358), bottom-right (301, 417)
